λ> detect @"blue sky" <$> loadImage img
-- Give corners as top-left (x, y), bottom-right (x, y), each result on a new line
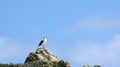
top-left (0, 0), bottom-right (120, 67)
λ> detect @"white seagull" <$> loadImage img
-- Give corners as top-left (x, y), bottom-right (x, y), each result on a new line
top-left (39, 37), bottom-right (47, 48)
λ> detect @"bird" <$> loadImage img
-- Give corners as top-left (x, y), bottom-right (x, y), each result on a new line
top-left (38, 37), bottom-right (47, 48)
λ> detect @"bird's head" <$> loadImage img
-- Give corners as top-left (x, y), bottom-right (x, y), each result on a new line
top-left (43, 36), bottom-right (46, 39)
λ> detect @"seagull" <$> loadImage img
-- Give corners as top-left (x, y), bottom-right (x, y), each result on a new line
top-left (39, 37), bottom-right (47, 48)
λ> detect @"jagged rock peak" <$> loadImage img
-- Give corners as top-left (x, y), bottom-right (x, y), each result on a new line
top-left (24, 48), bottom-right (70, 67)
top-left (25, 48), bottom-right (59, 63)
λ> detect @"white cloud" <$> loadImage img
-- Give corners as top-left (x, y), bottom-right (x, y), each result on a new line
top-left (0, 37), bottom-right (35, 63)
top-left (63, 16), bottom-right (120, 34)
top-left (0, 34), bottom-right (120, 67)
top-left (0, 37), bottom-right (9, 45)
top-left (68, 34), bottom-right (120, 67)
top-left (75, 16), bottom-right (120, 28)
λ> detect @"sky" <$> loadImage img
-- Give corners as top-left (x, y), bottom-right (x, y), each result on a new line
top-left (0, 0), bottom-right (120, 67)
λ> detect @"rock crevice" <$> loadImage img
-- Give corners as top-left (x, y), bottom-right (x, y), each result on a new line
top-left (24, 48), bottom-right (70, 67)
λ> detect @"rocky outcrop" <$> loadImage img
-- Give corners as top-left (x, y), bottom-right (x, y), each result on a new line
top-left (83, 65), bottom-right (91, 67)
top-left (94, 65), bottom-right (102, 67)
top-left (25, 48), bottom-right (59, 63)
top-left (24, 48), bottom-right (70, 67)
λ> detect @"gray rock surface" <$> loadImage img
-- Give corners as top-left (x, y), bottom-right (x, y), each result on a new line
top-left (94, 65), bottom-right (102, 67)
top-left (24, 48), bottom-right (70, 67)
top-left (83, 65), bottom-right (91, 67)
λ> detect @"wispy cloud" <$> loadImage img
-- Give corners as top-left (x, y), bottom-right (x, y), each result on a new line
top-left (53, 16), bottom-right (120, 67)
top-left (68, 34), bottom-right (120, 67)
top-left (0, 37), bottom-right (9, 45)
top-left (63, 16), bottom-right (120, 35)
top-left (0, 37), bottom-right (35, 63)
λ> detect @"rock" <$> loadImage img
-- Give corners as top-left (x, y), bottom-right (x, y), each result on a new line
top-left (94, 65), bottom-right (102, 67)
top-left (24, 48), bottom-right (70, 67)
top-left (25, 48), bottom-right (59, 63)
top-left (83, 65), bottom-right (91, 67)
top-left (16, 60), bottom-right (70, 67)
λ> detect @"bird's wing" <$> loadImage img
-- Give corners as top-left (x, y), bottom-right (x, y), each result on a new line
top-left (39, 40), bottom-right (44, 46)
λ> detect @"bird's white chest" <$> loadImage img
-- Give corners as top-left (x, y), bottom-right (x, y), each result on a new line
top-left (44, 38), bottom-right (47, 43)
top-left (43, 38), bottom-right (47, 45)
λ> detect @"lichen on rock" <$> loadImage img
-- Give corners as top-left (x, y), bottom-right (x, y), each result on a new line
top-left (24, 48), bottom-right (70, 67)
